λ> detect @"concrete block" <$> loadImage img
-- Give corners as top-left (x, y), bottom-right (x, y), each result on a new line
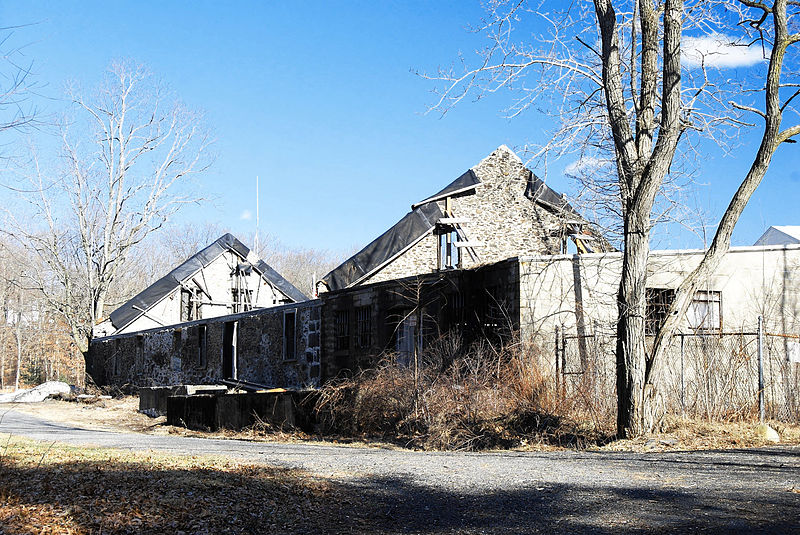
top-left (139, 386), bottom-right (180, 415)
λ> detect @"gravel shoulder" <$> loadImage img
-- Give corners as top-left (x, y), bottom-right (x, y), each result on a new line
top-left (2, 405), bottom-right (799, 533)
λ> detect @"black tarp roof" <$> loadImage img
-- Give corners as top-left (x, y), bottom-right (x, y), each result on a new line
top-left (107, 233), bottom-right (308, 331)
top-left (524, 170), bottom-right (580, 216)
top-left (321, 202), bottom-right (443, 291)
top-left (412, 169), bottom-right (480, 208)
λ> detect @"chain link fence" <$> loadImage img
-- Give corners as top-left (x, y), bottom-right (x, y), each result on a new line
top-left (553, 324), bottom-right (800, 423)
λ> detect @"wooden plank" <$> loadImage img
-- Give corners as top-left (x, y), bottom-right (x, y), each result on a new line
top-left (438, 217), bottom-right (471, 224)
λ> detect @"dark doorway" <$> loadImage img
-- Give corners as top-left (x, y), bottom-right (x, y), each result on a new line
top-left (222, 321), bottom-right (237, 379)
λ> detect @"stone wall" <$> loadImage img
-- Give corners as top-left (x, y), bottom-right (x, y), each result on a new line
top-left (322, 259), bottom-right (520, 379)
top-left (88, 300), bottom-right (322, 388)
top-left (360, 146), bottom-right (572, 287)
top-left (362, 233), bottom-right (439, 285)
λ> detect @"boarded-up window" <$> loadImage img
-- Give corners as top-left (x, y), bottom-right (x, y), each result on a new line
top-left (355, 306), bottom-right (372, 349)
top-left (687, 291), bottom-right (722, 332)
top-left (334, 310), bottom-right (350, 351)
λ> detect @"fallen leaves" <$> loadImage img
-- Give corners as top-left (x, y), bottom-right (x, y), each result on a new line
top-left (0, 436), bottom-right (362, 534)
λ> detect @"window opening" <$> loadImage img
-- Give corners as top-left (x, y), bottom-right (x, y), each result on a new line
top-left (231, 288), bottom-right (253, 314)
top-left (231, 263), bottom-right (254, 313)
top-left (438, 226), bottom-right (461, 269)
top-left (334, 310), bottom-right (350, 351)
top-left (198, 324), bottom-right (207, 367)
top-left (355, 306), bottom-right (372, 349)
top-left (180, 285), bottom-right (202, 321)
top-left (444, 291), bottom-right (465, 332)
top-left (396, 313), bottom-right (418, 366)
top-left (284, 310), bottom-right (297, 360)
top-left (222, 321), bottom-right (237, 379)
top-left (645, 288), bottom-right (676, 335)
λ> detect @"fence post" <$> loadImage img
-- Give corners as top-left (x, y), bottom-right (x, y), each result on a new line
top-left (680, 333), bottom-right (685, 415)
top-left (758, 315), bottom-right (765, 422)
top-left (555, 326), bottom-right (560, 397)
top-left (561, 328), bottom-right (567, 399)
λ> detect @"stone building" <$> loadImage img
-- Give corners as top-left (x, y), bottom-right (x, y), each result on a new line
top-left (317, 145), bottom-right (612, 294)
top-left (88, 300), bottom-right (322, 388)
top-left (87, 145), bottom-right (799, 419)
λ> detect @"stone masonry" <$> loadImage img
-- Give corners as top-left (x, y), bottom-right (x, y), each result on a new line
top-left (360, 146), bottom-right (584, 286)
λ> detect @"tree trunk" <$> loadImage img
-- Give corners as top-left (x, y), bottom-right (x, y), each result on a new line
top-left (14, 325), bottom-right (22, 391)
top-left (0, 329), bottom-right (5, 390)
top-left (616, 214), bottom-right (653, 437)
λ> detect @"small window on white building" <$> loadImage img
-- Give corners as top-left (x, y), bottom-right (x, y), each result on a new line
top-left (687, 291), bottom-right (722, 333)
top-left (646, 288), bottom-right (676, 335)
top-left (180, 286), bottom-right (202, 322)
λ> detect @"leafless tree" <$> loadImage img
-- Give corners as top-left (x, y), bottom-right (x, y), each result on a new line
top-left (0, 24), bottom-right (38, 144)
top-left (423, 0), bottom-right (800, 436)
top-left (4, 61), bottom-right (213, 354)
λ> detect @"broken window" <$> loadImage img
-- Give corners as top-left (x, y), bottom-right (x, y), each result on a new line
top-left (180, 285), bottom-right (202, 322)
top-left (231, 288), bottom-right (253, 314)
top-left (646, 288), bottom-right (676, 335)
top-left (284, 310), bottom-right (296, 360)
top-left (354, 306), bottom-right (372, 349)
top-left (334, 310), bottom-right (350, 351)
top-left (687, 291), bottom-right (722, 333)
top-left (437, 226), bottom-right (461, 270)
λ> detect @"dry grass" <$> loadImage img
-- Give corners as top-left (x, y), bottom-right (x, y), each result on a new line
top-left (0, 435), bottom-right (377, 534)
top-left (606, 416), bottom-right (800, 451)
top-left (314, 337), bottom-right (616, 451)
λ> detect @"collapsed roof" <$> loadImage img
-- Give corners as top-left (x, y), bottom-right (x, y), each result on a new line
top-left (107, 233), bottom-right (308, 331)
top-left (320, 155), bottom-right (588, 292)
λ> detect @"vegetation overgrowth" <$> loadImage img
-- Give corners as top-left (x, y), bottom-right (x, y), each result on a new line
top-left (313, 336), bottom-right (616, 451)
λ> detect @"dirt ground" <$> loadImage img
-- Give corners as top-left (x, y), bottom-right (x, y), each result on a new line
top-left (2, 408), bottom-right (799, 534)
top-left (4, 396), bottom-right (800, 452)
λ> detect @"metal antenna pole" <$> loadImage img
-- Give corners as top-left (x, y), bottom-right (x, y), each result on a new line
top-left (254, 176), bottom-right (260, 256)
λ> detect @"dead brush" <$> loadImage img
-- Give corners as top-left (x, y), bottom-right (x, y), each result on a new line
top-left (314, 334), bottom-right (615, 450)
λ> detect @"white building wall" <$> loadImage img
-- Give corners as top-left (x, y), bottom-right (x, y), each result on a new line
top-left (520, 244), bottom-right (800, 341)
top-left (113, 250), bottom-right (294, 335)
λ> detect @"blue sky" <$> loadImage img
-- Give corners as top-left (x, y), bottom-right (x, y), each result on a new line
top-left (1, 1), bottom-right (796, 254)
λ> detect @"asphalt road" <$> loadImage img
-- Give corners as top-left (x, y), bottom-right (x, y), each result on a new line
top-left (2, 409), bottom-right (799, 534)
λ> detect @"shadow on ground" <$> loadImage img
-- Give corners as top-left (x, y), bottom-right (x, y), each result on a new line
top-left (1, 447), bottom-right (798, 534)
